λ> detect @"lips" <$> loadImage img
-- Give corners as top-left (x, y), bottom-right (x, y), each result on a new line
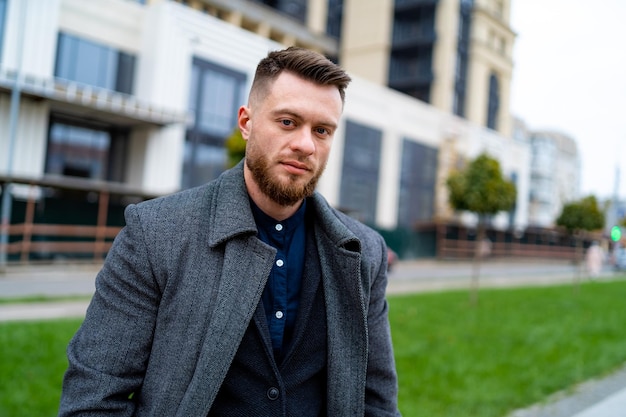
top-left (281, 160), bottom-right (311, 175)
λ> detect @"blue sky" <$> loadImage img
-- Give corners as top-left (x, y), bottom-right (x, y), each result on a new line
top-left (509, 0), bottom-right (626, 200)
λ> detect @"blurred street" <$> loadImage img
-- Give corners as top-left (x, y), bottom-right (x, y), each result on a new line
top-left (387, 257), bottom-right (618, 294)
top-left (0, 257), bottom-right (621, 320)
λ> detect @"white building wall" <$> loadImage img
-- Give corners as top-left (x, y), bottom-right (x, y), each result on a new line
top-left (58, 0), bottom-right (143, 52)
top-left (0, 0), bottom-right (59, 177)
top-left (2, 0), bottom-right (60, 77)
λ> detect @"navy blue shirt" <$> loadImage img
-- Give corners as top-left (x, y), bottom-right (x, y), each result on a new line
top-left (251, 199), bottom-right (307, 360)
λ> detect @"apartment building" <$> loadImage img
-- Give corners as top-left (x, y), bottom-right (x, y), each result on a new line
top-left (0, 0), bottom-right (532, 262)
top-left (172, 0), bottom-right (515, 137)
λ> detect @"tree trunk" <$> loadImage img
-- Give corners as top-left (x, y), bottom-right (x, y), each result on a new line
top-left (573, 231), bottom-right (585, 293)
top-left (470, 220), bottom-right (487, 305)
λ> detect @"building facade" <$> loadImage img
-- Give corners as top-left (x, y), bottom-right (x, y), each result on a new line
top-left (526, 130), bottom-right (581, 227)
top-left (1, 0), bottom-right (534, 261)
top-left (170, 0), bottom-right (516, 137)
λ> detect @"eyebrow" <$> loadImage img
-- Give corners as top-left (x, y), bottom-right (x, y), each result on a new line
top-left (272, 108), bottom-right (338, 130)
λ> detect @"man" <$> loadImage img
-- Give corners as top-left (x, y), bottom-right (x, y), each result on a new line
top-left (59, 47), bottom-right (401, 416)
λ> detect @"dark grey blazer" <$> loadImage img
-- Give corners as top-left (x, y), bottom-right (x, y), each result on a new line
top-left (59, 162), bottom-right (400, 416)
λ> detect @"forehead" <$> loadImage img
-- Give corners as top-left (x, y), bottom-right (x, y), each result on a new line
top-left (261, 71), bottom-right (343, 118)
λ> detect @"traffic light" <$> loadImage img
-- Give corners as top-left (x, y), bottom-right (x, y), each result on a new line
top-left (610, 225), bottom-right (622, 242)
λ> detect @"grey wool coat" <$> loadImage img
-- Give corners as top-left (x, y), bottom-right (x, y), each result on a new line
top-left (59, 162), bottom-right (401, 417)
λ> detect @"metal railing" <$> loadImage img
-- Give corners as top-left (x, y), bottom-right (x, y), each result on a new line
top-left (0, 174), bottom-right (163, 267)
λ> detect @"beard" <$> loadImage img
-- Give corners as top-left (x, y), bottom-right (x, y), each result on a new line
top-left (245, 148), bottom-right (325, 207)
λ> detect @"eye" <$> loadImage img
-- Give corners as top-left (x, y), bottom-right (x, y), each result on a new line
top-left (280, 119), bottom-right (294, 127)
top-left (314, 127), bottom-right (331, 137)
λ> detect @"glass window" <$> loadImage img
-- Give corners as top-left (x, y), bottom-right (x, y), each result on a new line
top-left (453, 0), bottom-right (473, 117)
top-left (198, 70), bottom-right (239, 137)
top-left (397, 139), bottom-right (438, 227)
top-left (0, 0), bottom-right (7, 61)
top-left (326, 0), bottom-right (344, 39)
top-left (339, 121), bottom-right (382, 225)
top-left (251, 0), bottom-right (307, 23)
top-left (55, 32), bottom-right (136, 94)
top-left (45, 117), bottom-right (127, 182)
top-left (487, 73), bottom-right (500, 130)
top-left (182, 58), bottom-right (246, 189)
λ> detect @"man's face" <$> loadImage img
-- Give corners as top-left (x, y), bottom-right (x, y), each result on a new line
top-left (239, 71), bottom-right (343, 207)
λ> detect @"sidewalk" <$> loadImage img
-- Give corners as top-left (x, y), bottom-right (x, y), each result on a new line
top-left (508, 363), bottom-right (626, 417)
top-left (1, 260), bottom-right (626, 416)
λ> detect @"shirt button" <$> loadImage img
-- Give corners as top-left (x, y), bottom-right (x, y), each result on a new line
top-left (275, 224), bottom-right (283, 231)
top-left (275, 311), bottom-right (284, 319)
top-left (276, 259), bottom-right (284, 267)
top-left (267, 387), bottom-right (279, 400)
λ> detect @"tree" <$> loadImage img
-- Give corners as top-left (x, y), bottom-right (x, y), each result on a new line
top-left (556, 196), bottom-right (605, 235)
top-left (446, 152), bottom-right (517, 303)
top-left (225, 127), bottom-right (246, 168)
top-left (556, 195), bottom-right (605, 284)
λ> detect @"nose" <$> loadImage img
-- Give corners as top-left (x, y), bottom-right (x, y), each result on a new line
top-left (289, 128), bottom-right (315, 155)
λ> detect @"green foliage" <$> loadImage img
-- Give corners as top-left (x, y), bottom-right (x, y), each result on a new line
top-left (389, 279), bottom-right (626, 417)
top-left (225, 127), bottom-right (246, 168)
top-left (446, 153), bottom-right (517, 216)
top-left (556, 195), bottom-right (605, 234)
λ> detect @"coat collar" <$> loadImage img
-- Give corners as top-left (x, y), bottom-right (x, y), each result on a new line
top-left (208, 161), bottom-right (361, 254)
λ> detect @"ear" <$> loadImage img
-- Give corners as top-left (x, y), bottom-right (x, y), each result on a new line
top-left (238, 106), bottom-right (251, 140)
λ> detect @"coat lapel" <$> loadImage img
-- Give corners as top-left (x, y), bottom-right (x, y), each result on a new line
top-left (310, 196), bottom-right (368, 416)
top-left (175, 163), bottom-right (277, 416)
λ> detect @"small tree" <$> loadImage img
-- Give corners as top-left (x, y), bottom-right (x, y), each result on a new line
top-left (556, 195), bottom-right (605, 284)
top-left (446, 152), bottom-right (517, 303)
top-left (225, 127), bottom-right (246, 168)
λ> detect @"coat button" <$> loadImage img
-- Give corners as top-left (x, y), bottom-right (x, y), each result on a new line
top-left (267, 387), bottom-right (279, 400)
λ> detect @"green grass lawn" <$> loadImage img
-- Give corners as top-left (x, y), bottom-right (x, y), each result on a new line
top-left (0, 318), bottom-right (82, 417)
top-left (1, 278), bottom-right (626, 417)
top-left (389, 278), bottom-right (626, 416)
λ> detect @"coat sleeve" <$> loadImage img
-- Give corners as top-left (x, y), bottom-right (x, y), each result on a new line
top-left (58, 204), bottom-right (161, 416)
top-left (364, 234), bottom-right (403, 417)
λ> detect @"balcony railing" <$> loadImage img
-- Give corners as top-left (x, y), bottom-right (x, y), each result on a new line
top-left (0, 67), bottom-right (190, 126)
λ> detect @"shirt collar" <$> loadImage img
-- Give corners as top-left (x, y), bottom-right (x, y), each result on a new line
top-left (250, 198), bottom-right (307, 233)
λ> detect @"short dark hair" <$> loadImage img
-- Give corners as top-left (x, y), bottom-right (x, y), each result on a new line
top-left (250, 46), bottom-right (351, 104)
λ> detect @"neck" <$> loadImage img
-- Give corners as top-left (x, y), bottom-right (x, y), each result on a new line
top-left (243, 166), bottom-right (302, 221)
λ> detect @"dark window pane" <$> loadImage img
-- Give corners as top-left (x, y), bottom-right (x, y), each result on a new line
top-left (182, 142), bottom-right (227, 190)
top-left (397, 139), bottom-right (438, 227)
top-left (74, 38), bottom-right (106, 87)
top-left (487, 73), bottom-right (499, 129)
top-left (453, 0), bottom-right (473, 116)
top-left (326, 0), bottom-right (343, 39)
top-left (183, 58), bottom-right (246, 188)
top-left (46, 122), bottom-right (111, 180)
top-left (116, 52), bottom-right (136, 94)
top-left (45, 116), bottom-right (128, 182)
top-left (198, 69), bottom-right (239, 137)
top-left (251, 0), bottom-right (307, 22)
top-left (339, 121), bottom-right (382, 224)
top-left (54, 32), bottom-right (136, 94)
